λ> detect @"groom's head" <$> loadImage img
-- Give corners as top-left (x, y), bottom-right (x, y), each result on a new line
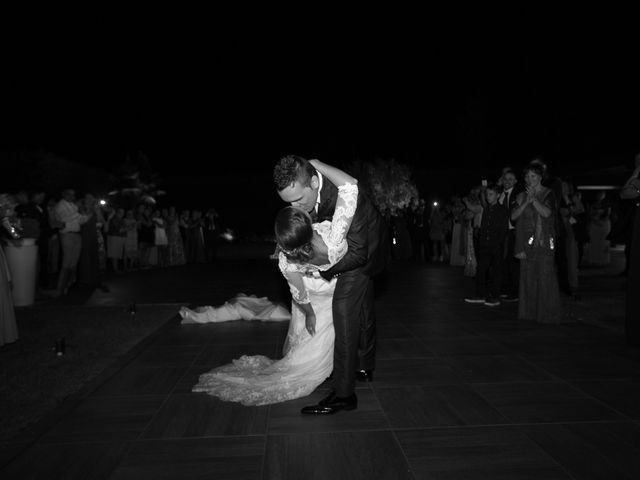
top-left (274, 155), bottom-right (319, 213)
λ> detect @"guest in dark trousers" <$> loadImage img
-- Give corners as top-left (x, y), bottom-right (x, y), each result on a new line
top-left (21, 190), bottom-right (51, 289)
top-left (203, 207), bottom-right (219, 262)
top-left (465, 183), bottom-right (509, 306)
top-left (620, 160), bottom-right (640, 346)
top-left (498, 169), bottom-right (521, 301)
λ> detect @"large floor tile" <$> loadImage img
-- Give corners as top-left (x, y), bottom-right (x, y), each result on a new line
top-left (110, 437), bottom-right (265, 480)
top-left (396, 426), bottom-right (570, 479)
top-left (421, 337), bottom-right (513, 355)
top-left (524, 353), bottom-right (640, 380)
top-left (142, 393), bottom-right (269, 438)
top-left (127, 345), bottom-right (206, 367)
top-left (375, 385), bottom-right (507, 428)
top-left (441, 354), bottom-right (556, 383)
top-left (0, 441), bottom-right (127, 480)
top-left (523, 422), bottom-right (640, 480)
top-left (40, 395), bottom-right (166, 443)
top-left (264, 430), bottom-right (412, 480)
top-left (267, 390), bottom-right (388, 434)
top-left (373, 358), bottom-right (465, 386)
top-left (376, 337), bottom-right (435, 359)
top-left (473, 382), bottom-right (625, 423)
top-left (572, 379), bottom-right (640, 420)
top-left (91, 365), bottom-right (188, 396)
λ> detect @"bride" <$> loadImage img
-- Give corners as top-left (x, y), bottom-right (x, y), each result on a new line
top-left (191, 159), bottom-right (357, 406)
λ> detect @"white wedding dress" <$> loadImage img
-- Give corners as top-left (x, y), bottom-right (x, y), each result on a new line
top-left (192, 183), bottom-right (358, 406)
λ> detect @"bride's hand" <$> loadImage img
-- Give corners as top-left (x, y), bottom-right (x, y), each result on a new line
top-left (305, 313), bottom-right (316, 336)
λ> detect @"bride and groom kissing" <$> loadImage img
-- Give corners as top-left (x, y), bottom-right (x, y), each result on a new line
top-left (192, 155), bottom-right (388, 414)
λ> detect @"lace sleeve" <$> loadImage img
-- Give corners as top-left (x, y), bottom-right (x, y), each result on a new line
top-left (326, 183), bottom-right (358, 265)
top-left (277, 252), bottom-right (310, 304)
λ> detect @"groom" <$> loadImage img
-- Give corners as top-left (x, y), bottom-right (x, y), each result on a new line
top-left (274, 155), bottom-right (388, 414)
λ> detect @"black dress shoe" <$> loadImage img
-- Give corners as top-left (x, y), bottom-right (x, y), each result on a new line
top-left (355, 369), bottom-right (373, 382)
top-left (301, 392), bottom-right (357, 415)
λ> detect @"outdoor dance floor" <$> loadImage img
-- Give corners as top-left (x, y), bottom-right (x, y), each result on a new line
top-left (1, 247), bottom-right (639, 479)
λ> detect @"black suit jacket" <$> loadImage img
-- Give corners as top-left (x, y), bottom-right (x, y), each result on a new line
top-left (315, 178), bottom-right (389, 279)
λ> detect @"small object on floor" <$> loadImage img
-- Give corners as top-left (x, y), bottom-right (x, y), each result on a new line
top-left (355, 369), bottom-right (373, 382)
top-left (54, 338), bottom-right (66, 356)
top-left (129, 303), bottom-right (137, 315)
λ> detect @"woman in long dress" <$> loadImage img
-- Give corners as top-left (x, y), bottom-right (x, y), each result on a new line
top-left (620, 162), bottom-right (640, 346)
top-left (1, 194), bottom-right (19, 347)
top-left (190, 160), bottom-right (357, 406)
top-left (512, 163), bottom-right (564, 324)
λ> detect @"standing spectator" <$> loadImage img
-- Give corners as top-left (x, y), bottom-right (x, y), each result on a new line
top-left (620, 160), bottom-right (640, 346)
top-left (1, 193), bottom-right (19, 347)
top-left (462, 186), bottom-right (483, 278)
top-left (511, 163), bottom-right (564, 323)
top-left (203, 207), bottom-right (220, 263)
top-left (409, 198), bottom-right (426, 263)
top-left (123, 209), bottom-right (139, 271)
top-left (78, 194), bottom-right (102, 287)
top-left (136, 204), bottom-right (154, 269)
top-left (613, 154), bottom-right (640, 276)
top-left (20, 190), bottom-right (51, 290)
top-left (106, 207), bottom-right (126, 274)
top-left (152, 209), bottom-right (169, 267)
top-left (179, 209), bottom-right (190, 260)
top-left (448, 196), bottom-right (467, 266)
top-left (46, 197), bottom-right (63, 286)
top-left (187, 209), bottom-right (206, 263)
top-left (53, 189), bottom-right (92, 296)
top-left (570, 190), bottom-right (589, 266)
top-left (166, 206), bottom-right (186, 266)
top-left (559, 181), bottom-right (580, 295)
top-left (428, 202), bottom-right (447, 262)
top-left (498, 169), bottom-right (521, 301)
top-left (465, 183), bottom-right (509, 306)
top-left (584, 190), bottom-right (611, 266)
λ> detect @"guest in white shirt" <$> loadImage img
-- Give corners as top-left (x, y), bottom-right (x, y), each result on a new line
top-left (53, 189), bottom-right (91, 296)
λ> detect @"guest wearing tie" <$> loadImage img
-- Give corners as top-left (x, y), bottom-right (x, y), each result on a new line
top-left (498, 169), bottom-right (520, 302)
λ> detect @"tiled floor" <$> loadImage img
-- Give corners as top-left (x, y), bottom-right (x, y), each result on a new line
top-left (2, 255), bottom-right (639, 479)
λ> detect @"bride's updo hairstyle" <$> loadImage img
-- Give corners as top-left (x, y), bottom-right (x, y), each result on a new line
top-left (275, 206), bottom-right (314, 263)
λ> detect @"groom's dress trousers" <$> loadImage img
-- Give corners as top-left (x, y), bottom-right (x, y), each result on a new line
top-left (317, 181), bottom-right (389, 397)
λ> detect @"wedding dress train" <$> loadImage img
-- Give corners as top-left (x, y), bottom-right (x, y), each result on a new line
top-left (192, 276), bottom-right (335, 406)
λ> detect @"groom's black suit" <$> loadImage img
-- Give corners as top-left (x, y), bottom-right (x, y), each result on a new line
top-left (314, 176), bottom-right (389, 397)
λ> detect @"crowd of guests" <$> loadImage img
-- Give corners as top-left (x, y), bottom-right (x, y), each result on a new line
top-left (398, 156), bottom-right (640, 326)
top-left (2, 188), bottom-right (222, 300)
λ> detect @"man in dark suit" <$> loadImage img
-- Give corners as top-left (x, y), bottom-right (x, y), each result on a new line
top-left (274, 155), bottom-right (388, 414)
top-left (498, 169), bottom-right (521, 301)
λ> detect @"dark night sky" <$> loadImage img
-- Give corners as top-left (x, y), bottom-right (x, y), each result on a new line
top-left (2, 15), bottom-right (639, 221)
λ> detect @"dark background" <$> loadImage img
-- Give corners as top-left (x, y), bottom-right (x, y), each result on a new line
top-left (2, 14), bottom-right (639, 234)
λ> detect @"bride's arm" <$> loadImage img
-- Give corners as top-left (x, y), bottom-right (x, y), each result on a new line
top-left (308, 159), bottom-right (359, 267)
top-left (309, 159), bottom-right (357, 188)
top-left (278, 253), bottom-right (317, 335)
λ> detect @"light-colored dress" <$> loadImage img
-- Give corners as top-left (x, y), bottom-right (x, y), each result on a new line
top-left (191, 183), bottom-right (357, 406)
